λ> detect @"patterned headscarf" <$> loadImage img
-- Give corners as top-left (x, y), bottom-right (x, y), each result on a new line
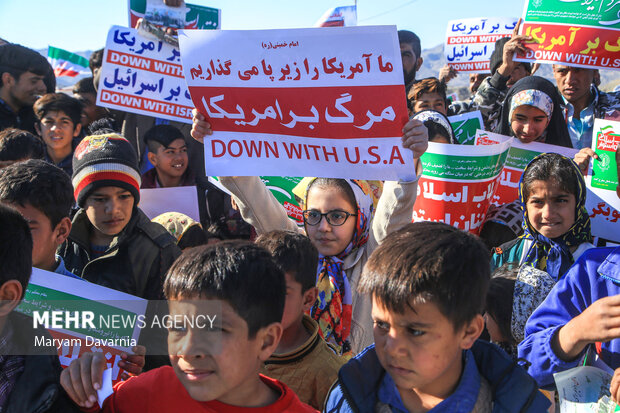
top-left (152, 212), bottom-right (202, 243)
top-left (508, 89), bottom-right (554, 124)
top-left (495, 76), bottom-right (573, 148)
top-left (518, 153), bottom-right (592, 281)
top-left (413, 109), bottom-right (458, 144)
top-left (292, 177), bottom-right (380, 353)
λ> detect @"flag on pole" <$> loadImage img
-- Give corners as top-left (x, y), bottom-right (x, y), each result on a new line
top-left (314, 6), bottom-right (357, 27)
top-left (47, 46), bottom-right (90, 77)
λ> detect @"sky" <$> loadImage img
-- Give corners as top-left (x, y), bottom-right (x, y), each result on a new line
top-left (0, 0), bottom-right (527, 53)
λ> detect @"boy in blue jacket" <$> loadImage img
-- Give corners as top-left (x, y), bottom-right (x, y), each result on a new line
top-left (519, 146), bottom-right (620, 394)
top-left (324, 222), bottom-right (550, 412)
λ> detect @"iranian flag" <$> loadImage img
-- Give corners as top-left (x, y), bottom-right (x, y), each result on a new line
top-left (47, 46), bottom-right (90, 77)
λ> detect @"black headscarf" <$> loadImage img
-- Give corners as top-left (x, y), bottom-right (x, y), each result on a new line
top-left (494, 76), bottom-right (573, 148)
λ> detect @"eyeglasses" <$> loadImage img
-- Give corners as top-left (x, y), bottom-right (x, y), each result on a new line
top-left (302, 210), bottom-right (357, 226)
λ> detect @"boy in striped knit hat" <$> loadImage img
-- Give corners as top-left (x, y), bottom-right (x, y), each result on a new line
top-left (58, 131), bottom-right (180, 300)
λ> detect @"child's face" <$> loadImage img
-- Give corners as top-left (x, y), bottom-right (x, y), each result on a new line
top-left (84, 187), bottom-right (134, 238)
top-left (38, 110), bottom-right (81, 152)
top-left (151, 139), bottom-right (188, 180)
top-left (371, 296), bottom-right (480, 401)
top-left (281, 272), bottom-right (306, 331)
top-left (6, 202), bottom-right (59, 270)
top-left (412, 93), bottom-right (447, 115)
top-left (525, 179), bottom-right (576, 239)
top-left (305, 186), bottom-right (357, 256)
top-left (510, 105), bottom-right (550, 144)
top-left (168, 298), bottom-right (268, 404)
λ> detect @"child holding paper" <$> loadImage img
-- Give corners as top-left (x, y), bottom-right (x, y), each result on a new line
top-left (519, 146), bottom-right (620, 394)
top-left (58, 131), bottom-right (181, 299)
top-left (0, 204), bottom-right (80, 412)
top-left (190, 111), bottom-right (428, 355)
top-left (60, 242), bottom-right (317, 412)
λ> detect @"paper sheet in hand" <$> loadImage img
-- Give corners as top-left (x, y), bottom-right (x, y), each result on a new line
top-left (139, 186), bottom-right (200, 221)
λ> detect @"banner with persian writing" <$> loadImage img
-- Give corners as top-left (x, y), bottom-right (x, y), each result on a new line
top-left (445, 17), bottom-right (518, 73)
top-left (514, 0), bottom-right (620, 70)
top-left (412, 140), bottom-right (511, 234)
top-left (475, 130), bottom-right (579, 206)
top-left (587, 119), bottom-right (620, 242)
top-left (97, 26), bottom-right (193, 123)
top-left (179, 26), bottom-right (413, 180)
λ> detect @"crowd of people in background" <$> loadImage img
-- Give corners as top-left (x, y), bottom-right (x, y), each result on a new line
top-left (0, 5), bottom-right (619, 412)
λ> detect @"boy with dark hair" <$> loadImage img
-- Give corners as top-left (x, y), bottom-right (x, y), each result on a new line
top-left (60, 241), bottom-right (317, 412)
top-left (256, 230), bottom-right (345, 409)
top-left (0, 128), bottom-right (44, 168)
top-left (58, 133), bottom-right (181, 299)
top-left (73, 77), bottom-right (108, 128)
top-left (34, 93), bottom-right (83, 176)
top-left (325, 222), bottom-right (550, 412)
top-left (141, 124), bottom-right (194, 188)
top-left (407, 77), bottom-right (448, 116)
top-left (0, 43), bottom-right (50, 133)
top-left (0, 203), bottom-right (80, 412)
top-left (0, 159), bottom-right (79, 278)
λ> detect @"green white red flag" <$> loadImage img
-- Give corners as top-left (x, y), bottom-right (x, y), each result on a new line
top-left (47, 46), bottom-right (90, 77)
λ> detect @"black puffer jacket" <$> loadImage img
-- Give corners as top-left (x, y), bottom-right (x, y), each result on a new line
top-left (59, 207), bottom-right (181, 300)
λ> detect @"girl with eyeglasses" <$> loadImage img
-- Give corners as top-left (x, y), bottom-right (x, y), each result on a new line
top-left (191, 111), bottom-right (428, 355)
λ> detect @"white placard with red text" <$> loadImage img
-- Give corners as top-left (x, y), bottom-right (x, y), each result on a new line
top-left (97, 26), bottom-right (193, 123)
top-left (445, 17), bottom-right (518, 73)
top-left (178, 26), bottom-right (412, 180)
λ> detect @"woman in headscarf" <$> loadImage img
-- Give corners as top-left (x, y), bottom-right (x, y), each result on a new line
top-left (495, 76), bottom-right (573, 148)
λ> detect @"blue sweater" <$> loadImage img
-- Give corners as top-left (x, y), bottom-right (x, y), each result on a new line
top-left (324, 340), bottom-right (549, 412)
top-left (519, 246), bottom-right (620, 389)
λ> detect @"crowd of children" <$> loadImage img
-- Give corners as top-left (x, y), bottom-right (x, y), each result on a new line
top-left (0, 4), bottom-right (620, 412)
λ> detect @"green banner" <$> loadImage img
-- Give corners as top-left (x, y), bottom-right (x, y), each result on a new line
top-left (420, 150), bottom-right (508, 181)
top-left (449, 111), bottom-right (484, 145)
top-left (591, 128), bottom-right (620, 191)
top-left (505, 146), bottom-right (540, 170)
top-left (209, 176), bottom-right (304, 223)
top-left (17, 285), bottom-right (136, 341)
top-left (524, 0), bottom-right (620, 27)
